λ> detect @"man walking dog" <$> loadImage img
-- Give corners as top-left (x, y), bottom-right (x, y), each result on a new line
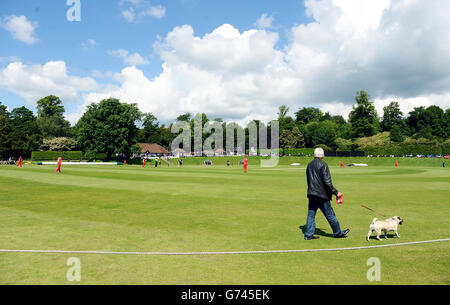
top-left (304, 148), bottom-right (350, 240)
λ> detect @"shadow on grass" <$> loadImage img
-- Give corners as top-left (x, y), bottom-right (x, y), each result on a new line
top-left (298, 225), bottom-right (334, 238)
top-left (366, 233), bottom-right (399, 241)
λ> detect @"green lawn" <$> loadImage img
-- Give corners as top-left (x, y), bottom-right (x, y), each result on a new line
top-left (0, 159), bottom-right (449, 284)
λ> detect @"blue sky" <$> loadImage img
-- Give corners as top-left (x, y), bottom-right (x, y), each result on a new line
top-left (1, 0), bottom-right (449, 125)
top-left (0, 0), bottom-right (311, 117)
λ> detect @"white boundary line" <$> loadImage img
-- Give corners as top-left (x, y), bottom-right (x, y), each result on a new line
top-left (0, 239), bottom-right (448, 256)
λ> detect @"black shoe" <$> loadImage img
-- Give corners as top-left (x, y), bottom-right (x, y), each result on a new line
top-left (334, 229), bottom-right (350, 238)
top-left (304, 236), bottom-right (320, 240)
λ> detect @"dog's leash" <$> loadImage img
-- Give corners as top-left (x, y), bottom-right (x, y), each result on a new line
top-left (361, 205), bottom-right (387, 218)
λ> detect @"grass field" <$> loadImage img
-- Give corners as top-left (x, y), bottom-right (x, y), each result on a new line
top-left (0, 158), bottom-right (449, 284)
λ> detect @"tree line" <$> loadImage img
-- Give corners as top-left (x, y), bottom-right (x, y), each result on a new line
top-left (278, 90), bottom-right (449, 152)
top-left (0, 90), bottom-right (449, 160)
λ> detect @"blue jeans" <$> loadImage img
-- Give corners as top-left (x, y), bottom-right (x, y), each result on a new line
top-left (304, 196), bottom-right (342, 238)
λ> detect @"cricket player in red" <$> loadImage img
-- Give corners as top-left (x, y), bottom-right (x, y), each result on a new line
top-left (16, 156), bottom-right (23, 168)
top-left (243, 155), bottom-right (248, 173)
top-left (142, 158), bottom-right (146, 168)
top-left (340, 161), bottom-right (345, 168)
top-left (395, 160), bottom-right (398, 168)
top-left (56, 156), bottom-right (62, 173)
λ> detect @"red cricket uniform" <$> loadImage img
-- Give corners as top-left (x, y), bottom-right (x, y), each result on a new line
top-left (17, 157), bottom-right (23, 168)
top-left (142, 159), bottom-right (146, 168)
top-left (243, 157), bottom-right (248, 172)
top-left (56, 157), bottom-right (62, 173)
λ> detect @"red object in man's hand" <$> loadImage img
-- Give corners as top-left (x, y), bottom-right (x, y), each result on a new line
top-left (336, 194), bottom-right (343, 204)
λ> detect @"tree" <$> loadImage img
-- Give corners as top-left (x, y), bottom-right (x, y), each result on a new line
top-left (277, 105), bottom-right (296, 134)
top-left (407, 106), bottom-right (447, 140)
top-left (348, 90), bottom-right (380, 138)
top-left (292, 126), bottom-right (305, 148)
top-left (407, 106), bottom-right (426, 137)
top-left (36, 95), bottom-right (71, 138)
top-left (0, 114), bottom-right (12, 158)
top-left (280, 130), bottom-right (297, 150)
top-left (37, 95), bottom-right (65, 117)
top-left (328, 115), bottom-right (351, 139)
top-left (141, 113), bottom-right (160, 143)
top-left (39, 137), bottom-right (79, 151)
top-left (335, 137), bottom-right (354, 151)
top-left (8, 106), bottom-right (41, 157)
top-left (381, 101), bottom-right (404, 132)
top-left (0, 101), bottom-right (8, 117)
top-left (321, 112), bottom-right (332, 121)
top-left (176, 113), bottom-right (192, 122)
top-left (445, 109), bottom-right (450, 140)
top-left (425, 106), bottom-right (447, 139)
top-left (38, 115), bottom-right (71, 138)
top-left (314, 143), bottom-right (332, 151)
top-left (415, 124), bottom-right (433, 140)
top-left (76, 98), bottom-right (142, 159)
top-left (159, 124), bottom-right (176, 149)
top-left (295, 107), bottom-right (323, 124)
top-left (278, 105), bottom-right (289, 120)
top-left (389, 125), bottom-right (404, 143)
top-left (131, 143), bottom-right (142, 155)
top-left (280, 126), bottom-right (305, 150)
top-left (330, 115), bottom-right (346, 126)
top-left (305, 120), bottom-right (338, 148)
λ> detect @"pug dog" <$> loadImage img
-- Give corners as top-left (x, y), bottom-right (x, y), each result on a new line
top-left (367, 216), bottom-right (403, 241)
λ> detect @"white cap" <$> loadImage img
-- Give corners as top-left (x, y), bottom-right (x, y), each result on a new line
top-left (314, 147), bottom-right (325, 158)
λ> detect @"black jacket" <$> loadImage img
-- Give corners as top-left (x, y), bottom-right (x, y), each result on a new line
top-left (306, 158), bottom-right (339, 200)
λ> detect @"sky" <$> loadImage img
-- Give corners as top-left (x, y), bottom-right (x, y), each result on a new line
top-left (1, 0), bottom-right (449, 126)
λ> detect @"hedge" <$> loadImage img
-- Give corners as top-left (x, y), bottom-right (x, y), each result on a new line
top-left (31, 151), bottom-right (84, 161)
top-left (82, 151), bottom-right (108, 161)
top-left (282, 148), bottom-right (315, 156)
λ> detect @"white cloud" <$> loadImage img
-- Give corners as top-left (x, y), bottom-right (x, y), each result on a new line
top-left (4, 0), bottom-right (449, 127)
top-left (83, 25), bottom-right (298, 123)
top-left (144, 5), bottom-right (166, 19)
top-left (285, 0), bottom-right (450, 106)
top-left (75, 1), bottom-right (450, 125)
top-left (65, 109), bottom-right (85, 126)
top-left (120, 1), bottom-right (166, 22)
top-left (255, 13), bottom-right (274, 29)
top-left (0, 56), bottom-right (21, 63)
top-left (332, 0), bottom-right (390, 31)
top-left (81, 39), bottom-right (98, 50)
top-left (320, 103), bottom-right (354, 120)
top-left (0, 15), bottom-right (38, 44)
top-left (0, 61), bottom-right (98, 104)
top-left (320, 92), bottom-right (450, 121)
top-left (156, 24), bottom-right (283, 75)
top-left (373, 94), bottom-right (450, 119)
top-left (90, 70), bottom-right (105, 78)
top-left (122, 8), bottom-right (136, 23)
top-left (108, 49), bottom-right (150, 66)
top-left (120, 0), bottom-right (145, 6)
